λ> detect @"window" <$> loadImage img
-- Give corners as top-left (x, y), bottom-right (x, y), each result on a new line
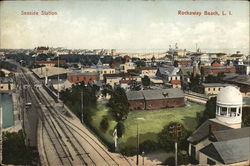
top-left (219, 88), bottom-right (221, 91)
top-left (208, 88), bottom-right (210, 91)
top-left (221, 107), bottom-right (227, 115)
top-left (213, 88), bottom-right (215, 91)
top-left (207, 158), bottom-right (216, 165)
top-left (230, 108), bottom-right (237, 117)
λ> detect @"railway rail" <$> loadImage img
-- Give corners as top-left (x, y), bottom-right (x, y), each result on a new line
top-left (19, 69), bottom-right (134, 166)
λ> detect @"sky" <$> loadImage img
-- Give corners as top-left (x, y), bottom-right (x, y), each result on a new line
top-left (0, 0), bottom-right (249, 54)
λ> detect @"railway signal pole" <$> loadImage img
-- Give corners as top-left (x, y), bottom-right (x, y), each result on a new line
top-left (169, 123), bottom-right (182, 166)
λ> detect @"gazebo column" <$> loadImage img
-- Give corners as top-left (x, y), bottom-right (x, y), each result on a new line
top-left (226, 107), bottom-right (229, 117)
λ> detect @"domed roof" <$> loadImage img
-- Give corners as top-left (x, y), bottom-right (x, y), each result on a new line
top-left (217, 86), bottom-right (242, 105)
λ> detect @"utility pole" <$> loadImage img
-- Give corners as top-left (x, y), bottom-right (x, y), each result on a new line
top-left (113, 128), bottom-right (118, 152)
top-left (136, 123), bottom-right (139, 165)
top-left (81, 91), bottom-right (83, 123)
top-left (169, 123), bottom-right (182, 166)
top-left (0, 105), bottom-right (2, 164)
top-left (57, 53), bottom-right (60, 101)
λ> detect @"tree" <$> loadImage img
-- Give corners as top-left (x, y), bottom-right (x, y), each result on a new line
top-left (198, 97), bottom-right (216, 125)
top-left (116, 121), bottom-right (125, 138)
top-left (101, 84), bottom-right (113, 97)
top-left (142, 75), bottom-right (150, 87)
top-left (3, 130), bottom-right (39, 165)
top-left (242, 107), bottom-right (250, 127)
top-left (205, 73), bottom-right (225, 83)
top-left (130, 80), bottom-right (141, 91)
top-left (107, 87), bottom-right (130, 121)
top-left (189, 74), bottom-right (202, 92)
top-left (59, 82), bottom-right (98, 124)
top-left (158, 122), bottom-right (188, 152)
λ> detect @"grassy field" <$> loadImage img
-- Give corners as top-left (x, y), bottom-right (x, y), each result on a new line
top-left (90, 102), bottom-right (205, 150)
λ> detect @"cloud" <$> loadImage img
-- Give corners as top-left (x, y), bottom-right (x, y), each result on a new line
top-left (0, 6), bottom-right (249, 55)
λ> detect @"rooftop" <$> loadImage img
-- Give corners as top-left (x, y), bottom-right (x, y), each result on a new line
top-left (187, 119), bottom-right (232, 144)
top-left (202, 83), bottom-right (230, 87)
top-left (127, 88), bottom-right (184, 101)
top-left (213, 127), bottom-right (250, 142)
top-left (200, 137), bottom-right (250, 164)
top-left (32, 66), bottom-right (72, 78)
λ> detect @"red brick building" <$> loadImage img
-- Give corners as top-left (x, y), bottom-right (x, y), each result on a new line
top-left (67, 72), bottom-right (99, 84)
top-left (211, 61), bottom-right (221, 67)
top-left (174, 60), bottom-right (192, 67)
top-left (126, 89), bottom-right (185, 110)
top-left (201, 66), bottom-right (236, 76)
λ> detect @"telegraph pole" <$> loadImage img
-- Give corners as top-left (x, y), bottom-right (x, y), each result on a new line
top-left (136, 123), bottom-right (139, 165)
top-left (57, 53), bottom-right (60, 101)
top-left (113, 128), bottom-right (118, 152)
top-left (0, 106), bottom-right (3, 164)
top-left (169, 123), bottom-right (182, 166)
top-left (81, 91), bottom-right (83, 123)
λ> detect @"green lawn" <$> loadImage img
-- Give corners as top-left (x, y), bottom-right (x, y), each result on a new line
top-left (90, 102), bottom-right (204, 150)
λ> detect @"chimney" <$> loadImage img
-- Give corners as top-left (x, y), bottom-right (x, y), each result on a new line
top-left (209, 124), bottom-right (217, 135)
top-left (192, 66), bottom-right (196, 78)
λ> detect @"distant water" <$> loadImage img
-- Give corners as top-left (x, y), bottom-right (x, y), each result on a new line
top-left (0, 93), bottom-right (14, 128)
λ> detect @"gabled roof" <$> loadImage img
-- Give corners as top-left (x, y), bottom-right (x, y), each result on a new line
top-left (213, 127), bottom-right (250, 142)
top-left (200, 143), bottom-right (224, 164)
top-left (200, 137), bottom-right (250, 164)
top-left (187, 119), bottom-right (231, 144)
top-left (157, 67), bottom-right (179, 76)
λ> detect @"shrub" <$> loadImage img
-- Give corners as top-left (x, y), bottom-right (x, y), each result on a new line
top-left (163, 153), bottom-right (189, 166)
top-left (99, 116), bottom-right (109, 133)
top-left (120, 146), bottom-right (137, 156)
top-left (139, 140), bottom-right (159, 153)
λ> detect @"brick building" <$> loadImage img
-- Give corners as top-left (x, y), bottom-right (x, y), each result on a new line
top-left (223, 74), bottom-right (250, 96)
top-left (67, 72), bottom-right (99, 84)
top-left (126, 88), bottom-right (185, 110)
top-left (103, 73), bottom-right (139, 88)
top-left (201, 66), bottom-right (236, 76)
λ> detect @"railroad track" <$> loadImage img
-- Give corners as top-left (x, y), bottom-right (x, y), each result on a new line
top-left (21, 72), bottom-right (76, 166)
top-left (57, 113), bottom-right (133, 166)
top-left (23, 71), bottom-right (95, 166)
top-left (25, 83), bottom-right (74, 166)
top-left (20, 70), bottom-right (134, 166)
